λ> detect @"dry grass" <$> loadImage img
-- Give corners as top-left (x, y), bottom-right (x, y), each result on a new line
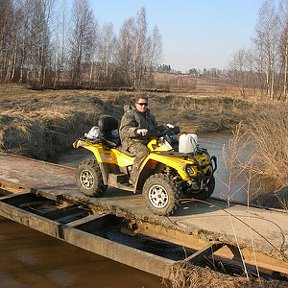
top-left (148, 94), bottom-right (252, 133)
top-left (0, 83), bottom-right (287, 165)
top-left (223, 105), bottom-right (288, 208)
top-left (153, 72), bottom-right (238, 95)
top-left (248, 109), bottom-right (288, 190)
top-left (164, 261), bottom-right (287, 288)
top-left (0, 84), bottom-right (251, 160)
top-left (0, 88), bottom-right (125, 159)
top-left (222, 122), bottom-right (260, 204)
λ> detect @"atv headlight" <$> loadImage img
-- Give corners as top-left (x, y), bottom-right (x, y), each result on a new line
top-left (185, 165), bottom-right (195, 175)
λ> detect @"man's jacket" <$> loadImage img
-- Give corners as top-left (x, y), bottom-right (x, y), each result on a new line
top-left (119, 105), bottom-right (158, 150)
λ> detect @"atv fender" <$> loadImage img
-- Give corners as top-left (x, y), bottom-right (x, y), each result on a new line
top-left (139, 153), bottom-right (191, 182)
top-left (73, 139), bottom-right (105, 163)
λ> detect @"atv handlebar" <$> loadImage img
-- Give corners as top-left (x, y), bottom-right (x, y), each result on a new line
top-left (146, 125), bottom-right (180, 139)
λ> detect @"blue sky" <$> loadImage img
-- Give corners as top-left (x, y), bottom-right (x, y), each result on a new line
top-left (88, 0), bottom-right (264, 72)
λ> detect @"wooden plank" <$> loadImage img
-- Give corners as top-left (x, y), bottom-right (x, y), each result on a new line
top-left (0, 152), bottom-right (76, 200)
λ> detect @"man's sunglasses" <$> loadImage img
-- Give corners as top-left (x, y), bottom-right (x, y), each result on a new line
top-left (137, 103), bottom-right (148, 106)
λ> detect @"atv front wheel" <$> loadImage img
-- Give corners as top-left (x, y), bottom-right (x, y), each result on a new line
top-left (143, 174), bottom-right (180, 216)
top-left (184, 175), bottom-right (215, 200)
top-left (75, 159), bottom-right (107, 197)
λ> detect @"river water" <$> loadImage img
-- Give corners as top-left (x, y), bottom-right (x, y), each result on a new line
top-left (1, 132), bottom-right (252, 288)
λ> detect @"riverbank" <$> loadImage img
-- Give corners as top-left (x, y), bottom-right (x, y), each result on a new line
top-left (0, 84), bottom-right (265, 160)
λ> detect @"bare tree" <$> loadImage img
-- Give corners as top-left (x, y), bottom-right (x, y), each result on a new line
top-left (29, 0), bottom-right (55, 86)
top-left (252, 0), bottom-right (280, 100)
top-left (150, 26), bottom-right (162, 68)
top-left (68, 0), bottom-right (95, 86)
top-left (16, 0), bottom-right (32, 83)
top-left (0, 1), bottom-right (162, 89)
top-left (145, 25), bottom-right (162, 84)
top-left (52, 0), bottom-right (68, 86)
top-left (133, 7), bottom-right (147, 88)
top-left (0, 0), bottom-right (11, 80)
top-left (229, 48), bottom-right (250, 97)
top-left (117, 14), bottom-right (162, 88)
top-left (116, 18), bottom-right (135, 86)
top-left (97, 22), bottom-right (116, 85)
top-left (7, 3), bottom-right (23, 82)
top-left (87, 22), bottom-right (98, 87)
top-left (279, 0), bottom-right (288, 101)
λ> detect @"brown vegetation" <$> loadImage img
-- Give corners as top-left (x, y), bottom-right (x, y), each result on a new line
top-left (0, 84), bottom-right (254, 159)
top-left (164, 261), bottom-right (287, 288)
top-left (153, 72), bottom-right (236, 95)
top-left (223, 108), bottom-right (288, 208)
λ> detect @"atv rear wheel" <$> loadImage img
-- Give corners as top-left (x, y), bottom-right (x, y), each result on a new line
top-left (76, 159), bottom-right (107, 197)
top-left (143, 173), bottom-right (180, 216)
top-left (184, 175), bottom-right (215, 200)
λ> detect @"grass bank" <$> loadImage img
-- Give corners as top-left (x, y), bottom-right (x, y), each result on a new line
top-left (224, 109), bottom-right (288, 208)
top-left (0, 84), bottom-right (257, 159)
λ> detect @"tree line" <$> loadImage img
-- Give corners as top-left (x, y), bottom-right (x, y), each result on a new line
top-left (0, 0), bottom-right (162, 89)
top-left (229, 0), bottom-right (288, 101)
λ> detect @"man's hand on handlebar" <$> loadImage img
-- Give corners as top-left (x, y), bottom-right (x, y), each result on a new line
top-left (137, 129), bottom-right (148, 136)
top-left (166, 123), bottom-right (174, 129)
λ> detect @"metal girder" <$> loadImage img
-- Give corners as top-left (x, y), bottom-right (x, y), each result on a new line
top-left (130, 220), bottom-right (288, 276)
top-left (184, 242), bottom-right (224, 264)
top-left (0, 193), bottom-right (175, 279)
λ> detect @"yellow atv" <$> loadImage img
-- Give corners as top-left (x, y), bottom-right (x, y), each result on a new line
top-left (73, 115), bottom-right (217, 216)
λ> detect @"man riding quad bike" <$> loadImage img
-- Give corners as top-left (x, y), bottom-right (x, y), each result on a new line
top-left (73, 115), bottom-right (217, 216)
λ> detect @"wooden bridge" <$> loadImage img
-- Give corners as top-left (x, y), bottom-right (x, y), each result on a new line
top-left (0, 152), bottom-right (288, 279)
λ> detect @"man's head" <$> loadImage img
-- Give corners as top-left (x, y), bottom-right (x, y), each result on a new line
top-left (135, 97), bottom-right (148, 113)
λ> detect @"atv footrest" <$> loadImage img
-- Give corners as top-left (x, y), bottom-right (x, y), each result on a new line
top-left (107, 173), bottom-right (135, 192)
top-left (108, 173), bottom-right (129, 185)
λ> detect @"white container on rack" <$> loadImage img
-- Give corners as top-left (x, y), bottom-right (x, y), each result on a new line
top-left (178, 133), bottom-right (198, 154)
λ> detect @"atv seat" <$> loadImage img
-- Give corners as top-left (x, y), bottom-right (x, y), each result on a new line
top-left (98, 115), bottom-right (120, 147)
